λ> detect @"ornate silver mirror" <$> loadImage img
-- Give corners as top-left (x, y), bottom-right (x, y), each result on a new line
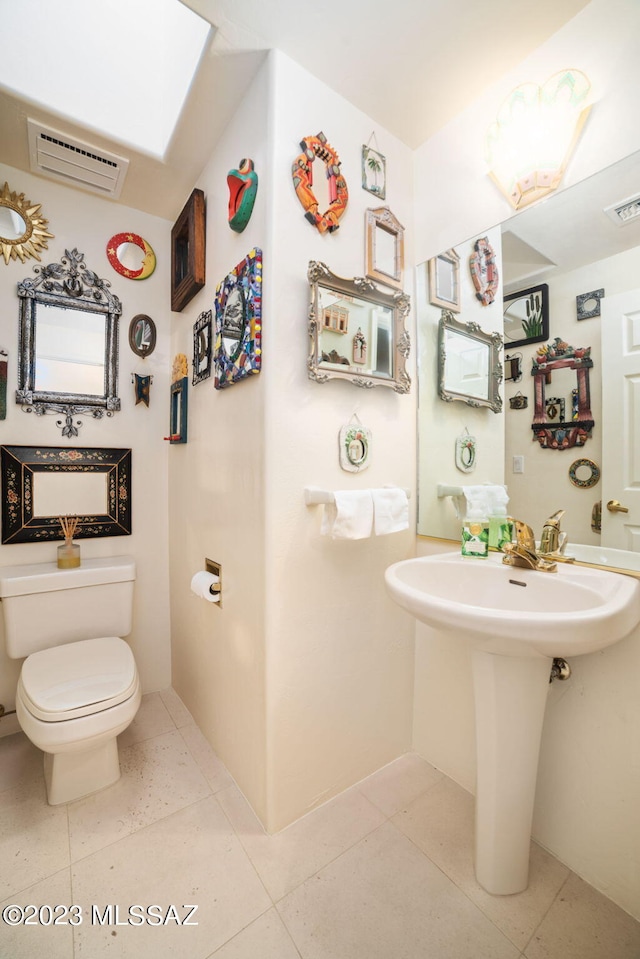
top-left (438, 310), bottom-right (503, 413)
top-left (16, 248), bottom-right (121, 437)
top-left (307, 261), bottom-right (411, 393)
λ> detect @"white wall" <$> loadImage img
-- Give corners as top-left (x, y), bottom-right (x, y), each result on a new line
top-left (0, 163), bottom-right (172, 722)
top-left (262, 52), bottom-right (416, 832)
top-left (412, 0), bottom-right (640, 920)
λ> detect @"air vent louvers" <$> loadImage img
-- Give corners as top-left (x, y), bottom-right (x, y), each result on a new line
top-left (604, 193), bottom-right (640, 226)
top-left (27, 119), bottom-right (129, 199)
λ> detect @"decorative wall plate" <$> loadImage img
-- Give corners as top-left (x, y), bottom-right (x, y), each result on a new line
top-left (227, 158), bottom-right (258, 233)
top-left (569, 458), bottom-right (600, 489)
top-left (106, 232), bottom-right (156, 279)
top-left (292, 132), bottom-right (348, 234)
top-left (469, 237), bottom-right (499, 306)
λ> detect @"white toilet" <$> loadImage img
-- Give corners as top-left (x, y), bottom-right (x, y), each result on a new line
top-left (0, 556), bottom-right (141, 805)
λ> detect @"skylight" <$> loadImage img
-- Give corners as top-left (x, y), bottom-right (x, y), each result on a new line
top-left (0, 0), bottom-right (212, 159)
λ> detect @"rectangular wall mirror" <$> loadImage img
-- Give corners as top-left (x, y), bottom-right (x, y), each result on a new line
top-left (307, 260), bottom-right (411, 393)
top-left (365, 207), bottom-right (405, 289)
top-left (438, 311), bottom-right (503, 413)
top-left (1, 445), bottom-right (132, 543)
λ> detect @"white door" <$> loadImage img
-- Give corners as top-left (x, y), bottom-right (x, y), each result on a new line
top-left (601, 290), bottom-right (640, 550)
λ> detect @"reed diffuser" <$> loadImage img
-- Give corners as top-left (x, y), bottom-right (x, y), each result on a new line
top-left (57, 514), bottom-right (81, 568)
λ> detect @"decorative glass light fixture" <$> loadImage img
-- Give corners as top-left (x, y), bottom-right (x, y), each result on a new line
top-left (486, 69), bottom-right (591, 211)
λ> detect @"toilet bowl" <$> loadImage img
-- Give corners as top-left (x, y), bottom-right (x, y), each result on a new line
top-left (0, 557), bottom-right (140, 804)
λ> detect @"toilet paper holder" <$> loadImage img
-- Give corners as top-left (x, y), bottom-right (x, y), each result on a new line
top-left (205, 558), bottom-right (222, 606)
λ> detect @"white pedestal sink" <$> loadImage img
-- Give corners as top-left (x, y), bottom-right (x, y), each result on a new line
top-left (385, 551), bottom-right (640, 895)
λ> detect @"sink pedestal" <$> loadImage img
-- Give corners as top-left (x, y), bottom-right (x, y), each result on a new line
top-left (472, 649), bottom-right (552, 895)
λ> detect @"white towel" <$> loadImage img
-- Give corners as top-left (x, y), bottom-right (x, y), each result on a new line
top-left (372, 487), bottom-right (409, 536)
top-left (321, 490), bottom-right (374, 539)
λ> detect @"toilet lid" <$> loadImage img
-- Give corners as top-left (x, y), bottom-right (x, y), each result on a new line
top-left (20, 636), bottom-right (138, 721)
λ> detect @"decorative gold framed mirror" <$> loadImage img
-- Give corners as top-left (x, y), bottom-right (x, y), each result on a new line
top-left (0, 182), bottom-right (54, 266)
top-left (365, 207), bottom-right (404, 289)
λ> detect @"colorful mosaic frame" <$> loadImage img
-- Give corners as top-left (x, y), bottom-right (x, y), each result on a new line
top-left (1, 445), bottom-right (132, 544)
top-left (214, 248), bottom-right (262, 390)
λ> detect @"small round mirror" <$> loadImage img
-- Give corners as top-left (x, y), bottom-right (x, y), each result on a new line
top-left (106, 232), bottom-right (156, 280)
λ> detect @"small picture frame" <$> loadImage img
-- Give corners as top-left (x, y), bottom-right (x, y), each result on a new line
top-left (503, 284), bottom-right (549, 348)
top-left (428, 249), bottom-right (460, 312)
top-left (171, 189), bottom-right (206, 312)
top-left (576, 288), bottom-right (604, 320)
top-left (361, 145), bottom-right (386, 200)
top-left (192, 310), bottom-right (212, 385)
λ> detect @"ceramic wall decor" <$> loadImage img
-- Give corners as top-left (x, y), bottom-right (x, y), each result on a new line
top-left (455, 429), bottom-right (477, 473)
top-left (214, 248), bottom-right (262, 389)
top-left (291, 132), bottom-right (348, 234)
top-left (469, 236), bottom-right (499, 306)
top-left (227, 158), bottom-right (258, 233)
top-left (193, 310), bottom-right (212, 385)
top-left (106, 232), bottom-right (156, 279)
top-left (0, 181), bottom-right (54, 265)
top-left (569, 457), bottom-right (600, 489)
top-left (339, 416), bottom-right (372, 472)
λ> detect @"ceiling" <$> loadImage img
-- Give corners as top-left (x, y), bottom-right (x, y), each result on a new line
top-left (0, 0), bottom-right (590, 219)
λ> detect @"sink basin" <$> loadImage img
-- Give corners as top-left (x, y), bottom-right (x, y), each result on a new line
top-left (385, 550), bottom-right (640, 896)
top-left (385, 551), bottom-right (640, 657)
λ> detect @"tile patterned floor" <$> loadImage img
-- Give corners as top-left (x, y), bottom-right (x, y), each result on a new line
top-left (1, 689), bottom-right (639, 959)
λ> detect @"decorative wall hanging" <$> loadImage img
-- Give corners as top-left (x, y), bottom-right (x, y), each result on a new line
top-left (0, 181), bottom-right (54, 265)
top-left (214, 248), bottom-right (262, 389)
top-left (531, 338), bottom-right (593, 449)
top-left (361, 135), bottom-right (386, 200)
top-left (291, 132), bottom-right (348, 234)
top-left (227, 158), bottom-right (258, 233)
top-left (133, 373), bottom-right (152, 407)
top-left (106, 232), bottom-right (156, 279)
top-left (576, 288), bottom-right (604, 320)
top-left (128, 314), bottom-right (156, 358)
top-left (469, 237), bottom-right (499, 306)
top-left (339, 416), bottom-right (372, 473)
top-left (455, 429), bottom-right (477, 473)
top-left (503, 283), bottom-right (549, 347)
top-left (16, 247), bottom-right (121, 438)
top-left (569, 458), bottom-right (600, 489)
top-left (365, 207), bottom-right (404, 290)
top-left (1, 445), bottom-right (132, 544)
top-left (509, 392), bottom-right (528, 410)
top-left (167, 354), bottom-right (188, 443)
top-left (171, 188), bottom-right (206, 312)
top-left (308, 261), bottom-right (411, 393)
top-left (352, 328), bottom-right (367, 365)
top-left (428, 249), bottom-right (460, 312)
top-left (0, 349), bottom-right (6, 419)
top-left (193, 310), bottom-right (212, 385)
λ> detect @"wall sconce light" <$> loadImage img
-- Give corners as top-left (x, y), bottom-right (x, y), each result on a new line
top-left (486, 69), bottom-right (591, 210)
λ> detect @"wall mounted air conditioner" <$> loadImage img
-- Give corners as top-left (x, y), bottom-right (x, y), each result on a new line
top-left (27, 119), bottom-right (129, 199)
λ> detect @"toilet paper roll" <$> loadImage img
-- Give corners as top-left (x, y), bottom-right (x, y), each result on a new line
top-left (190, 570), bottom-right (221, 603)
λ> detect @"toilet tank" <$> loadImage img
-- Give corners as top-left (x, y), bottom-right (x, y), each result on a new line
top-left (0, 556), bottom-right (136, 658)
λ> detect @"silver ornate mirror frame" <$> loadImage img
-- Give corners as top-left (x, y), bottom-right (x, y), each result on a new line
top-left (307, 260), bottom-right (411, 393)
top-left (438, 310), bottom-right (503, 413)
top-left (16, 248), bottom-right (121, 438)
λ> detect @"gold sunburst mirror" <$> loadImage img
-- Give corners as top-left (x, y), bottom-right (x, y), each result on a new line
top-left (0, 182), bottom-right (54, 266)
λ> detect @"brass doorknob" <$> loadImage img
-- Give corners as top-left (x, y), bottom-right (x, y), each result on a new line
top-left (607, 499), bottom-right (630, 513)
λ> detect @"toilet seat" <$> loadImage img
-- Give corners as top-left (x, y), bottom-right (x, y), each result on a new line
top-left (19, 636), bottom-right (138, 722)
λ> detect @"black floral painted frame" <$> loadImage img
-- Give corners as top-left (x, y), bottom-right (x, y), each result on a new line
top-left (1, 445), bottom-right (132, 544)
